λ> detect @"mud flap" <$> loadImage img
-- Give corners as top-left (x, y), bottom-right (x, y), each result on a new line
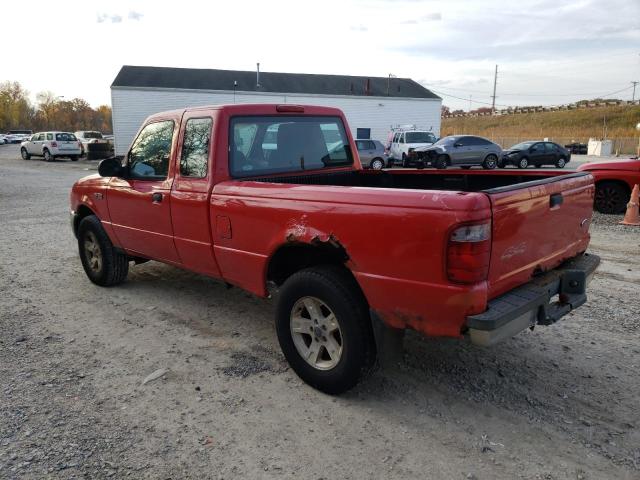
top-left (370, 310), bottom-right (405, 368)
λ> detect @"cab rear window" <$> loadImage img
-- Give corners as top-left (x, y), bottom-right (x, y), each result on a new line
top-left (56, 133), bottom-right (77, 141)
top-left (229, 116), bottom-right (353, 178)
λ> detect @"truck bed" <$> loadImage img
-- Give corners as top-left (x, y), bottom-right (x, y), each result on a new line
top-left (246, 168), bottom-right (594, 299)
top-left (252, 168), bottom-right (577, 193)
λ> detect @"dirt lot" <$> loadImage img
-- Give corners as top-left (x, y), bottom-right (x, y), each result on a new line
top-left (1, 144), bottom-right (639, 479)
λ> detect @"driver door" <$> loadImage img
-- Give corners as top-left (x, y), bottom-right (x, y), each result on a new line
top-left (107, 119), bottom-right (181, 263)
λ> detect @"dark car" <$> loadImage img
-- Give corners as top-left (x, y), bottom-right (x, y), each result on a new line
top-left (564, 142), bottom-right (587, 155)
top-left (501, 141), bottom-right (570, 169)
top-left (412, 135), bottom-right (502, 169)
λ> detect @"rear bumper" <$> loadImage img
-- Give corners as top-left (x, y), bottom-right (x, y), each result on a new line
top-left (466, 253), bottom-right (600, 346)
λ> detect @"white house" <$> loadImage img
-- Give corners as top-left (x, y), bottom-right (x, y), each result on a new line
top-left (110, 65), bottom-right (441, 155)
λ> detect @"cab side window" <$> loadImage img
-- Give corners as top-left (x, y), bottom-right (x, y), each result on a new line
top-left (129, 121), bottom-right (174, 180)
top-left (46, 133), bottom-right (52, 141)
top-left (180, 117), bottom-right (212, 178)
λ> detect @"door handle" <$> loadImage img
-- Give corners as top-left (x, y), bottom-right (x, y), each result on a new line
top-left (550, 193), bottom-right (563, 208)
top-left (152, 192), bottom-right (163, 203)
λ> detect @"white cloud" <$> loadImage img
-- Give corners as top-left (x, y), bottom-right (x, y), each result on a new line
top-left (128, 10), bottom-right (144, 21)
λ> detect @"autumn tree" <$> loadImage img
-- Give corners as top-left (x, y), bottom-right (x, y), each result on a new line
top-left (0, 81), bottom-right (112, 133)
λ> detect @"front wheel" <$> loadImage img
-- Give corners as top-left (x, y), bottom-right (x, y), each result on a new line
top-left (370, 158), bottom-right (384, 170)
top-left (483, 154), bottom-right (498, 169)
top-left (517, 157), bottom-right (529, 169)
top-left (556, 157), bottom-right (566, 168)
top-left (78, 215), bottom-right (129, 286)
top-left (275, 266), bottom-right (375, 395)
top-left (20, 148), bottom-right (31, 160)
top-left (594, 182), bottom-right (629, 214)
top-left (435, 154), bottom-right (448, 169)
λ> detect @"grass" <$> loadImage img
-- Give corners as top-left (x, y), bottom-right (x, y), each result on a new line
top-left (442, 105), bottom-right (640, 152)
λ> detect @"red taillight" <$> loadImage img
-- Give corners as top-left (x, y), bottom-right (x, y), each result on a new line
top-left (447, 222), bottom-right (491, 284)
top-left (51, 141), bottom-right (58, 147)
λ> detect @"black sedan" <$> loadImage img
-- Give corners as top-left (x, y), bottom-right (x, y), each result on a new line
top-left (500, 141), bottom-right (570, 169)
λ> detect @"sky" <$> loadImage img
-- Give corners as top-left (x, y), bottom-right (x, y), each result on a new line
top-left (2, 0), bottom-right (639, 111)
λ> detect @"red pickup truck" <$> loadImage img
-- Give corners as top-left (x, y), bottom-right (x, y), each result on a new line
top-left (70, 104), bottom-right (600, 394)
top-left (577, 157), bottom-right (640, 214)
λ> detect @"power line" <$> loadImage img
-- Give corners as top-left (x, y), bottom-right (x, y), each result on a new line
top-left (429, 83), bottom-right (633, 98)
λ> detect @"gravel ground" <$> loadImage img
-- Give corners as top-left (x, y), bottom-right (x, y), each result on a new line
top-left (1, 144), bottom-right (639, 479)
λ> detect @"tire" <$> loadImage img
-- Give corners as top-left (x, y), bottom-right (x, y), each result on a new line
top-left (594, 182), bottom-right (629, 214)
top-left (517, 157), bottom-right (529, 169)
top-left (70, 155), bottom-right (79, 161)
top-left (556, 157), bottom-right (566, 168)
top-left (483, 154), bottom-right (498, 169)
top-left (370, 158), bottom-right (384, 170)
top-left (20, 148), bottom-right (30, 160)
top-left (275, 265), bottom-right (375, 395)
top-left (401, 153), bottom-right (408, 168)
top-left (435, 154), bottom-right (448, 169)
top-left (77, 215), bottom-right (129, 286)
top-left (43, 149), bottom-right (53, 162)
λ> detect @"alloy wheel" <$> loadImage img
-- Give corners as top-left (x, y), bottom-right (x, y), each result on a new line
top-left (83, 231), bottom-right (103, 273)
top-left (290, 296), bottom-right (343, 371)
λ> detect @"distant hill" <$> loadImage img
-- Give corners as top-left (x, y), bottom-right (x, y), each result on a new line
top-left (441, 105), bottom-right (640, 153)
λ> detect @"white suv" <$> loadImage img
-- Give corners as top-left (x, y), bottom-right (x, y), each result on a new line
top-left (21, 132), bottom-right (82, 161)
top-left (388, 129), bottom-right (437, 167)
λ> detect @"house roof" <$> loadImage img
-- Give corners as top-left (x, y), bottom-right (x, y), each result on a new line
top-left (111, 65), bottom-right (440, 99)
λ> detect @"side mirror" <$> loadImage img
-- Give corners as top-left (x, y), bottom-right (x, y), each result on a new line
top-left (98, 157), bottom-right (124, 177)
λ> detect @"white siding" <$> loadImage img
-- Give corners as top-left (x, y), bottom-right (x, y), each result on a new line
top-left (111, 87), bottom-right (441, 155)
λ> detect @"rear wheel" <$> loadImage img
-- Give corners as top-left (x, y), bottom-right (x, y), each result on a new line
top-left (20, 148), bottom-right (30, 160)
top-left (370, 158), bottom-right (384, 170)
top-left (483, 154), bottom-right (498, 169)
top-left (556, 157), bottom-right (566, 168)
top-left (517, 157), bottom-right (529, 169)
top-left (435, 154), bottom-right (448, 169)
top-left (78, 215), bottom-right (129, 286)
top-left (275, 266), bottom-right (375, 394)
top-left (594, 182), bottom-right (629, 214)
top-left (43, 149), bottom-right (53, 162)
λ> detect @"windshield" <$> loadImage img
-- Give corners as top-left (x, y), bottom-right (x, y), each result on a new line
top-left (405, 131), bottom-right (436, 144)
top-left (433, 136), bottom-right (457, 146)
top-left (229, 115), bottom-right (353, 178)
top-left (83, 131), bottom-right (103, 139)
top-left (510, 142), bottom-right (535, 150)
top-left (56, 133), bottom-right (77, 141)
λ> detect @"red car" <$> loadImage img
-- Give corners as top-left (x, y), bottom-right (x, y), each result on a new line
top-left (577, 158), bottom-right (640, 213)
top-left (70, 104), bottom-right (599, 394)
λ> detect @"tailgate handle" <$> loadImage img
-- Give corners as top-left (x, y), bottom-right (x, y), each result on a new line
top-left (550, 193), bottom-right (563, 208)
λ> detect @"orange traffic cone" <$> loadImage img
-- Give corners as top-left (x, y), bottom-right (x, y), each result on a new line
top-left (619, 184), bottom-right (640, 226)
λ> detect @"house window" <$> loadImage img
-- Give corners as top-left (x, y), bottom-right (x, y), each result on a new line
top-left (356, 128), bottom-right (371, 139)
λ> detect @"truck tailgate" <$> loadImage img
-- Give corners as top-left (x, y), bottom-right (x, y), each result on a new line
top-left (485, 172), bottom-right (594, 299)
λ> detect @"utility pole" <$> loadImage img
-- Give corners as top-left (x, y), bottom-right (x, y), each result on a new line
top-left (469, 94), bottom-right (472, 112)
top-left (490, 65), bottom-right (498, 114)
top-left (632, 81), bottom-right (639, 102)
